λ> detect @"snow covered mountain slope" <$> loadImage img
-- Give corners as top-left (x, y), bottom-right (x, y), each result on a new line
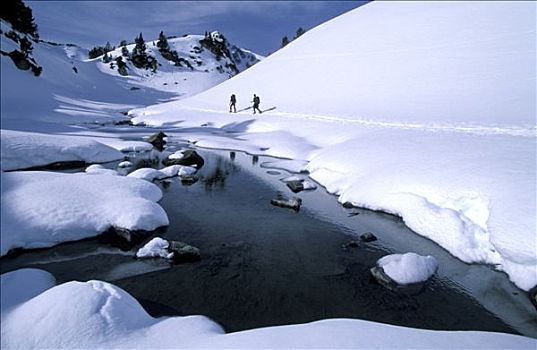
top-left (130, 1), bottom-right (536, 290)
top-left (0, 21), bottom-right (261, 131)
top-left (94, 31), bottom-right (262, 96)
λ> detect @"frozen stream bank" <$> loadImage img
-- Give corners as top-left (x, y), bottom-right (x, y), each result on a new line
top-left (1, 144), bottom-right (535, 337)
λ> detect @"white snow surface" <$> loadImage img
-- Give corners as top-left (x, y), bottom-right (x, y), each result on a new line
top-left (127, 165), bottom-right (196, 181)
top-left (0, 129), bottom-right (123, 171)
top-left (130, 1), bottom-right (537, 290)
top-left (378, 253), bottom-right (439, 285)
top-left (1, 268), bottom-right (534, 349)
top-left (0, 269), bottom-right (56, 313)
top-left (135, 237), bottom-right (173, 259)
top-left (0, 171), bottom-right (169, 255)
top-left (85, 164), bottom-right (119, 176)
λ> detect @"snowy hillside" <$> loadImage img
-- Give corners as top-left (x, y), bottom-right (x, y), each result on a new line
top-left (130, 1), bottom-right (537, 291)
top-left (94, 31), bottom-right (262, 95)
top-left (0, 21), bottom-right (261, 130)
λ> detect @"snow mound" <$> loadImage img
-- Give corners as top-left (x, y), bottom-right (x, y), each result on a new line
top-left (127, 165), bottom-right (197, 181)
top-left (127, 167), bottom-right (164, 181)
top-left (0, 129), bottom-right (123, 171)
top-left (1, 269), bottom-right (534, 349)
top-left (0, 269), bottom-right (56, 313)
top-left (136, 237), bottom-right (173, 259)
top-left (377, 253), bottom-right (438, 285)
top-left (0, 171), bottom-right (169, 255)
top-left (85, 164), bottom-right (119, 176)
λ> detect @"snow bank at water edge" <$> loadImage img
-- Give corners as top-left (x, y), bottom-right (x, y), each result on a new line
top-left (0, 129), bottom-right (123, 171)
top-left (1, 269), bottom-right (534, 349)
top-left (129, 1), bottom-right (536, 291)
top-left (0, 171), bottom-right (168, 255)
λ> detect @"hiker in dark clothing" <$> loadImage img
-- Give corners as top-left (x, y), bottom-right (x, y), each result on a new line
top-left (252, 94), bottom-right (262, 114)
top-left (229, 94), bottom-right (237, 113)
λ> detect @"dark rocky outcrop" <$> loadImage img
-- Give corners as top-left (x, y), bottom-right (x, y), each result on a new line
top-left (102, 227), bottom-right (157, 250)
top-left (147, 131), bottom-right (167, 151)
top-left (360, 232), bottom-right (378, 242)
top-left (180, 174), bottom-right (199, 185)
top-left (162, 149), bottom-right (205, 169)
top-left (270, 194), bottom-right (302, 212)
top-left (286, 180), bottom-right (304, 193)
top-left (370, 266), bottom-right (427, 295)
top-left (168, 240), bottom-right (201, 263)
top-left (529, 285), bottom-right (537, 310)
top-left (342, 201), bottom-right (356, 209)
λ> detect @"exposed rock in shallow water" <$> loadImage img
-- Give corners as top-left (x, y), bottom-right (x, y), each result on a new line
top-left (147, 131), bottom-right (167, 151)
top-left (529, 286), bottom-right (537, 310)
top-left (360, 232), bottom-right (378, 242)
top-left (168, 240), bottom-right (201, 263)
top-left (342, 201), bottom-right (356, 209)
top-left (180, 174), bottom-right (199, 185)
top-left (162, 149), bottom-right (205, 169)
top-left (369, 266), bottom-right (425, 295)
top-left (286, 180), bottom-right (304, 193)
top-left (270, 195), bottom-right (302, 211)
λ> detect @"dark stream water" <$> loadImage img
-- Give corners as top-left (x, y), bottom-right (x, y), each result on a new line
top-left (0, 147), bottom-right (530, 335)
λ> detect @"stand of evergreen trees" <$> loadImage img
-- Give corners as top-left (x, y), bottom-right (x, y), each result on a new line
top-left (157, 31), bottom-right (192, 69)
top-left (281, 27), bottom-right (306, 48)
top-left (0, 0), bottom-right (42, 76)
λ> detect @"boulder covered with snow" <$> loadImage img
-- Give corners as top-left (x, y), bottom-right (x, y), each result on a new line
top-left (0, 129), bottom-right (123, 171)
top-left (85, 164), bottom-right (119, 176)
top-left (136, 238), bottom-right (200, 263)
top-left (127, 165), bottom-right (198, 182)
top-left (371, 252), bottom-right (438, 292)
top-left (162, 149), bottom-right (204, 168)
top-left (136, 237), bottom-right (173, 259)
top-left (0, 171), bottom-right (169, 255)
top-left (118, 161), bottom-right (133, 168)
top-left (127, 167), bottom-right (165, 181)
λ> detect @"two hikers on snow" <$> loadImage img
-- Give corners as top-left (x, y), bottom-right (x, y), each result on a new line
top-left (229, 94), bottom-right (262, 114)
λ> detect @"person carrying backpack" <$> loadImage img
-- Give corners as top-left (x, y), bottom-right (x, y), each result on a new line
top-left (252, 94), bottom-right (262, 114)
top-left (229, 94), bottom-right (237, 113)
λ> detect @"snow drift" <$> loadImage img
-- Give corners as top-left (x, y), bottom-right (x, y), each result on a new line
top-left (0, 129), bottom-right (123, 171)
top-left (1, 269), bottom-right (534, 349)
top-left (130, 1), bottom-right (536, 290)
top-left (0, 171), bottom-right (169, 255)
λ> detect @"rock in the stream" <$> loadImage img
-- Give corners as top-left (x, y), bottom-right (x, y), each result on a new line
top-left (147, 131), bottom-right (167, 151)
top-left (162, 149), bottom-right (205, 169)
top-left (360, 232), bottom-right (378, 242)
top-left (370, 252), bottom-right (438, 294)
top-left (180, 174), bottom-right (199, 185)
top-left (286, 180), bottom-right (304, 193)
top-left (168, 240), bottom-right (201, 263)
top-left (529, 285), bottom-right (537, 310)
top-left (135, 238), bottom-right (201, 264)
top-left (118, 161), bottom-right (132, 168)
top-left (342, 201), bottom-right (356, 209)
top-left (270, 195), bottom-right (302, 211)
